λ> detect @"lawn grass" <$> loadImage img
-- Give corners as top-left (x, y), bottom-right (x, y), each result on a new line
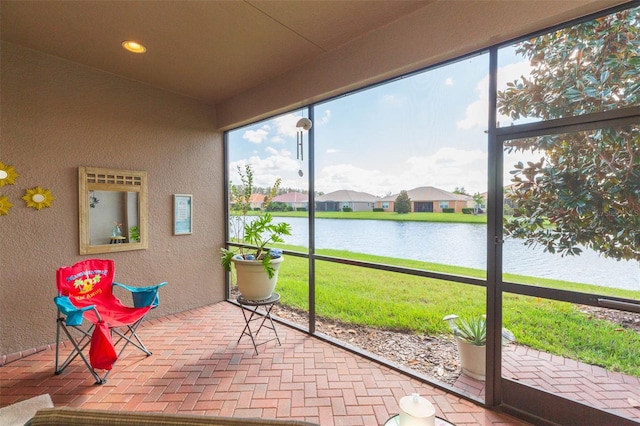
top-left (241, 210), bottom-right (488, 224)
top-left (262, 246), bottom-right (640, 376)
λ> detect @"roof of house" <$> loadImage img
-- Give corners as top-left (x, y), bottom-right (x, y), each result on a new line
top-left (249, 194), bottom-right (266, 203)
top-left (316, 190), bottom-right (379, 203)
top-left (378, 186), bottom-right (472, 202)
top-left (231, 193), bottom-right (265, 204)
top-left (273, 192), bottom-right (308, 203)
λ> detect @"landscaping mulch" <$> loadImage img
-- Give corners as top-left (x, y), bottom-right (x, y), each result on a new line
top-left (270, 302), bottom-right (640, 386)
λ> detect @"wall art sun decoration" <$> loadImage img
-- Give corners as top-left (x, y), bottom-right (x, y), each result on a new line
top-left (0, 162), bottom-right (19, 187)
top-left (23, 186), bottom-right (55, 210)
top-left (0, 195), bottom-right (13, 215)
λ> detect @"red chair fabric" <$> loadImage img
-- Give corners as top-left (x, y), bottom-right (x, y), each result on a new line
top-left (55, 258), bottom-right (165, 383)
top-left (56, 259), bottom-right (152, 327)
top-left (89, 322), bottom-right (117, 370)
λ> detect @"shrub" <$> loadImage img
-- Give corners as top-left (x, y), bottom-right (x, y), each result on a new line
top-left (266, 201), bottom-right (289, 212)
top-left (442, 208), bottom-right (455, 213)
top-left (462, 208), bottom-right (474, 214)
top-left (342, 207), bottom-right (352, 212)
top-left (372, 208), bottom-right (384, 212)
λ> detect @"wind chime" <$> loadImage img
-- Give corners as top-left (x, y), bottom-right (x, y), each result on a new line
top-left (295, 117), bottom-right (312, 177)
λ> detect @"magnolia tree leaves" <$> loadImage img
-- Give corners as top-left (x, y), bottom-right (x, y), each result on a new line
top-left (498, 8), bottom-right (640, 262)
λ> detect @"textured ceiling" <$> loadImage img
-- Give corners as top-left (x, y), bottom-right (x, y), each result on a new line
top-left (0, 0), bottom-right (431, 104)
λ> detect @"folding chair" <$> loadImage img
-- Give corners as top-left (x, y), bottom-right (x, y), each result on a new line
top-left (54, 258), bottom-right (167, 384)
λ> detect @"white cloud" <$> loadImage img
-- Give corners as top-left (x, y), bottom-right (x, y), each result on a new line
top-left (273, 113), bottom-right (314, 138)
top-left (316, 164), bottom-right (390, 196)
top-left (231, 144), bottom-right (540, 196)
top-left (456, 60), bottom-right (531, 130)
top-left (456, 99), bottom-right (488, 130)
top-left (273, 114), bottom-right (300, 138)
top-left (316, 147), bottom-right (490, 195)
top-left (230, 154), bottom-right (300, 189)
top-left (243, 126), bottom-right (269, 143)
top-left (445, 77), bottom-right (454, 86)
top-left (379, 94), bottom-right (405, 107)
top-left (326, 148), bottom-right (339, 154)
top-left (401, 148), bottom-right (488, 194)
top-left (319, 109), bottom-right (331, 125)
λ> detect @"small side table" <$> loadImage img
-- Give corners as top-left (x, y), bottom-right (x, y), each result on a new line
top-left (109, 236), bottom-right (127, 244)
top-left (237, 292), bottom-right (281, 355)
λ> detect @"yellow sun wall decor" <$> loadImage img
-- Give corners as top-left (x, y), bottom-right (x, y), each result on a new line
top-left (0, 162), bottom-right (19, 187)
top-left (0, 195), bottom-right (13, 215)
top-left (23, 186), bottom-right (55, 210)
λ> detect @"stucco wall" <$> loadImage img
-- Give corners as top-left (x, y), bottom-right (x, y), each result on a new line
top-left (1, 42), bottom-right (224, 356)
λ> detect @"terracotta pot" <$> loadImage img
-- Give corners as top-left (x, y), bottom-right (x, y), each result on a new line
top-left (232, 255), bottom-right (284, 300)
top-left (457, 338), bottom-right (486, 381)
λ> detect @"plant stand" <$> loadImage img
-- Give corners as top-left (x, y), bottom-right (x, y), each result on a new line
top-left (236, 292), bottom-right (281, 355)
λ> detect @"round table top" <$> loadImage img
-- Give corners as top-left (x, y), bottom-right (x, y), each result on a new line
top-left (383, 414), bottom-right (455, 426)
top-left (237, 292), bottom-right (280, 306)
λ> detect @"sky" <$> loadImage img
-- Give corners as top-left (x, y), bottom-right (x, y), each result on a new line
top-left (227, 46), bottom-right (539, 197)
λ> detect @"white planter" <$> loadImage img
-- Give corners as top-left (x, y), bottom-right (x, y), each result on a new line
top-left (457, 338), bottom-right (486, 381)
top-left (232, 255), bottom-right (284, 300)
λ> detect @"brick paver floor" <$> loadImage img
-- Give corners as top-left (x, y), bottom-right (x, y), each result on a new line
top-left (0, 302), bottom-right (531, 425)
top-left (454, 344), bottom-right (640, 422)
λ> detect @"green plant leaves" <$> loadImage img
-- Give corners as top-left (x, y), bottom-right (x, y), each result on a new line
top-left (454, 316), bottom-right (487, 346)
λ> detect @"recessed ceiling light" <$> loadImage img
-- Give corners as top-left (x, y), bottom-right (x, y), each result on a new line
top-left (122, 40), bottom-right (146, 54)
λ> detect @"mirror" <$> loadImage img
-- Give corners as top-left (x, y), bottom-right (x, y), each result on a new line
top-left (79, 166), bottom-right (148, 254)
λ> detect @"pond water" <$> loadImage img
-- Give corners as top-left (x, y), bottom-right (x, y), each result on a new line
top-left (271, 217), bottom-right (640, 292)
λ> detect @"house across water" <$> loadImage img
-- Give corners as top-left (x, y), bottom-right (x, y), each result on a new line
top-left (316, 190), bottom-right (378, 212)
top-left (376, 186), bottom-right (474, 213)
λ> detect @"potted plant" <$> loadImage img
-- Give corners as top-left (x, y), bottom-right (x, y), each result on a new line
top-left (220, 165), bottom-right (292, 300)
top-left (129, 225), bottom-right (140, 242)
top-left (443, 314), bottom-right (515, 381)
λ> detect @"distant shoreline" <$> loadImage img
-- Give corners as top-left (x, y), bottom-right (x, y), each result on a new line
top-left (235, 210), bottom-right (488, 224)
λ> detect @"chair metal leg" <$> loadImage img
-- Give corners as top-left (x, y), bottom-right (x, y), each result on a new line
top-left (55, 320), bottom-right (93, 374)
top-left (55, 317), bottom-right (61, 374)
top-left (54, 317), bottom-right (153, 385)
top-left (111, 318), bottom-right (152, 356)
top-left (54, 294), bottom-right (159, 384)
top-left (55, 320), bottom-right (103, 384)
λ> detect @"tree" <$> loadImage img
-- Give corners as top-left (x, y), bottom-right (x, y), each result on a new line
top-left (472, 192), bottom-right (485, 214)
top-left (454, 187), bottom-right (469, 195)
top-left (395, 190), bottom-right (412, 214)
top-left (497, 8), bottom-right (640, 262)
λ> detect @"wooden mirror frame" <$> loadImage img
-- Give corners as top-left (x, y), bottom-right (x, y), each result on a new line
top-left (79, 166), bottom-right (148, 254)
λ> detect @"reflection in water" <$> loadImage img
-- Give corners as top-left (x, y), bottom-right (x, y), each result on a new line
top-left (272, 217), bottom-right (639, 291)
